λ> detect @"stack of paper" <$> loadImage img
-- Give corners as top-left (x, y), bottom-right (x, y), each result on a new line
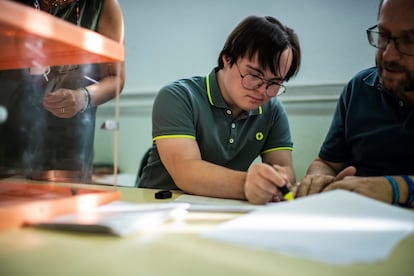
top-left (202, 190), bottom-right (414, 265)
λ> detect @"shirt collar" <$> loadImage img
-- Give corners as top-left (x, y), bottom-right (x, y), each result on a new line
top-left (362, 67), bottom-right (379, 88)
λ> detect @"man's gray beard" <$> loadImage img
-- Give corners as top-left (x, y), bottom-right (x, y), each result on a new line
top-left (377, 61), bottom-right (414, 93)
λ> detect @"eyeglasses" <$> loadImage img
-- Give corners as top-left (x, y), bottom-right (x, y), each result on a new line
top-left (235, 63), bottom-right (286, 97)
top-left (366, 25), bottom-right (414, 56)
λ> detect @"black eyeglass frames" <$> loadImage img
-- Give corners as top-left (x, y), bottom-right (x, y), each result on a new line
top-left (366, 25), bottom-right (414, 56)
top-left (234, 63), bottom-right (286, 97)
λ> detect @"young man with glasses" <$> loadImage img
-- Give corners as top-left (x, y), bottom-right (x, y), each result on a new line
top-left (296, 0), bottom-right (414, 208)
top-left (138, 15), bottom-right (301, 204)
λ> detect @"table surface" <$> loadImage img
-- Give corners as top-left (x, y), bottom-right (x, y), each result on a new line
top-left (0, 182), bottom-right (413, 276)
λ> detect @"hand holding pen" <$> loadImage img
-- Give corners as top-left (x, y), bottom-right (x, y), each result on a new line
top-left (244, 163), bottom-right (294, 205)
top-left (268, 164), bottom-right (294, 202)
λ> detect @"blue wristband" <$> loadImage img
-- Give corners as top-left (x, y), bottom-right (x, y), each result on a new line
top-left (400, 175), bottom-right (414, 207)
top-left (385, 176), bottom-right (399, 205)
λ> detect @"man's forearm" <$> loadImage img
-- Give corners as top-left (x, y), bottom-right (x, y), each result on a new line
top-left (306, 158), bottom-right (338, 176)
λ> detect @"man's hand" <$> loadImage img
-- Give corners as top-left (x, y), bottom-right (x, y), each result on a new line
top-left (245, 163), bottom-right (289, 205)
top-left (43, 88), bottom-right (87, 118)
top-left (323, 176), bottom-right (393, 204)
top-left (295, 166), bottom-right (356, 197)
top-left (295, 174), bottom-right (336, 198)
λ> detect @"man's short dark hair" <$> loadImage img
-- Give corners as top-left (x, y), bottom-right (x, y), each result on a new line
top-left (218, 16), bottom-right (301, 81)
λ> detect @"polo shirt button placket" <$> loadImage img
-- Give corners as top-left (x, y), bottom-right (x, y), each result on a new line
top-left (230, 123), bottom-right (236, 144)
top-left (226, 110), bottom-right (235, 144)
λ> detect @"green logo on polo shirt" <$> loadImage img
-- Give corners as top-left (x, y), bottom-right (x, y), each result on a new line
top-left (255, 132), bottom-right (264, 141)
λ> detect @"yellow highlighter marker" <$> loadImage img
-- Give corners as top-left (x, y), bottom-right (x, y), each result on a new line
top-left (278, 185), bottom-right (294, 201)
top-left (266, 162), bottom-right (294, 201)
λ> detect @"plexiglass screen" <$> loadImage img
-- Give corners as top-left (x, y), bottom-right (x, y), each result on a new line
top-left (0, 1), bottom-right (124, 184)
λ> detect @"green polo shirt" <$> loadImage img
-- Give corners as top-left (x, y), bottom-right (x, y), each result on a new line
top-left (138, 68), bottom-right (293, 190)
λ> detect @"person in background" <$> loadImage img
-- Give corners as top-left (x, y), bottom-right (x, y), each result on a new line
top-left (0, 0), bottom-right (125, 183)
top-left (139, 15), bottom-right (301, 204)
top-left (296, 0), bottom-right (414, 208)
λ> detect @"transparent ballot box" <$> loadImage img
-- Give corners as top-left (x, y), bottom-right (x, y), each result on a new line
top-left (0, 1), bottom-right (124, 230)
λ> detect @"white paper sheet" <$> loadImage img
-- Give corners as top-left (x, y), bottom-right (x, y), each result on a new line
top-left (175, 194), bottom-right (275, 212)
top-left (34, 201), bottom-right (189, 236)
top-left (202, 190), bottom-right (414, 265)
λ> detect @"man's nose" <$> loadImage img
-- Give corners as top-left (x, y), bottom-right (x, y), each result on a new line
top-left (382, 38), bottom-right (402, 60)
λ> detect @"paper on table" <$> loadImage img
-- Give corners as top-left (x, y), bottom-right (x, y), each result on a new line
top-left (175, 194), bottom-right (274, 213)
top-left (202, 190), bottom-right (414, 265)
top-left (34, 201), bottom-right (189, 236)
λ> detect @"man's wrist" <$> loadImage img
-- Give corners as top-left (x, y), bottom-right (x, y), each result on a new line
top-left (400, 175), bottom-right (414, 207)
top-left (79, 87), bottom-right (91, 112)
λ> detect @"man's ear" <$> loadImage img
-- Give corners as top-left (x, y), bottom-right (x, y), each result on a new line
top-left (222, 55), bottom-right (232, 67)
top-left (224, 54), bottom-right (231, 62)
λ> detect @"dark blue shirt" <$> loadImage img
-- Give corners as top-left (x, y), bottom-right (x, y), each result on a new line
top-left (319, 67), bottom-right (414, 176)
